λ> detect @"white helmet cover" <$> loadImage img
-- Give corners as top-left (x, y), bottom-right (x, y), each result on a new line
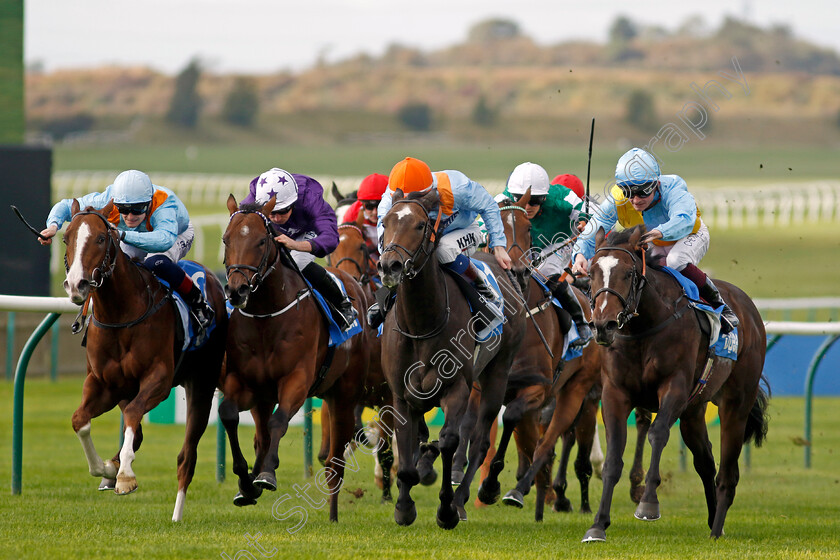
top-left (112, 170), bottom-right (154, 204)
top-left (615, 148), bottom-right (661, 187)
top-left (507, 162), bottom-right (550, 196)
top-left (255, 168), bottom-right (298, 210)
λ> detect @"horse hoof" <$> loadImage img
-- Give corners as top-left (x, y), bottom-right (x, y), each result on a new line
top-left (233, 492), bottom-right (258, 507)
top-left (450, 470), bottom-right (464, 488)
top-left (630, 485), bottom-right (645, 504)
top-left (380, 495), bottom-right (393, 504)
top-left (502, 489), bottom-right (524, 508)
top-left (456, 504), bottom-right (467, 521)
top-left (254, 472), bottom-right (277, 491)
top-left (436, 505), bottom-right (460, 530)
top-left (114, 474), bottom-right (137, 495)
top-left (394, 502), bottom-right (417, 526)
top-left (634, 502), bottom-right (660, 521)
top-left (582, 528), bottom-right (606, 543)
top-left (477, 480), bottom-right (500, 505)
top-left (419, 468), bottom-right (438, 486)
top-left (98, 477), bottom-right (116, 491)
top-left (553, 498), bottom-right (572, 513)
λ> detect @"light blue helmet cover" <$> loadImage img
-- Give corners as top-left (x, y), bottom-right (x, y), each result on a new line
top-left (112, 170), bottom-right (154, 204)
top-left (615, 148), bottom-right (660, 187)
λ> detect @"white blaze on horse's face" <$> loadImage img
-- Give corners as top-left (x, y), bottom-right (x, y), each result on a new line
top-left (65, 222), bottom-right (92, 301)
top-left (239, 225), bottom-right (250, 237)
top-left (394, 206), bottom-right (414, 221)
top-left (596, 255), bottom-right (620, 314)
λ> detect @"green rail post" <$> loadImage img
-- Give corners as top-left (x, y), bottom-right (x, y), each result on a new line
top-left (50, 319), bottom-right (60, 382)
top-left (765, 334), bottom-right (782, 352)
top-left (217, 393), bottom-right (226, 483)
top-left (12, 312), bottom-right (61, 494)
top-left (5, 311), bottom-right (14, 381)
top-left (303, 398), bottom-right (313, 478)
top-left (803, 334), bottom-right (840, 468)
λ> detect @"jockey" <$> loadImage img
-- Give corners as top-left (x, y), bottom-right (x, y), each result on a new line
top-left (368, 157), bottom-right (512, 327)
top-left (241, 167), bottom-right (356, 329)
top-left (340, 173), bottom-right (389, 261)
top-left (503, 162), bottom-right (593, 346)
top-left (571, 147), bottom-right (739, 333)
top-left (552, 173), bottom-right (585, 200)
top-left (40, 169), bottom-right (215, 336)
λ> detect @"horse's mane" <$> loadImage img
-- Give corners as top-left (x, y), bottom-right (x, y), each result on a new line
top-left (239, 201), bottom-right (264, 213)
top-left (601, 225), bottom-right (662, 270)
top-left (405, 190), bottom-right (430, 201)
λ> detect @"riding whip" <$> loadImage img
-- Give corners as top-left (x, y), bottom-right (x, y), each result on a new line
top-left (585, 118), bottom-right (595, 216)
top-left (11, 205), bottom-right (50, 240)
top-left (504, 270), bottom-right (554, 360)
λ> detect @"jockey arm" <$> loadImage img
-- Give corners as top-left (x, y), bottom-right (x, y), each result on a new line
top-left (653, 176), bottom-right (698, 241)
top-left (571, 197), bottom-right (619, 273)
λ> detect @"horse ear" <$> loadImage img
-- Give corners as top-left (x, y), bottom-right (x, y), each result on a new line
top-left (355, 204), bottom-right (366, 227)
top-left (331, 181), bottom-right (344, 203)
top-left (392, 188), bottom-right (404, 203)
top-left (102, 199), bottom-right (114, 217)
top-left (595, 226), bottom-right (606, 247)
top-left (629, 225), bottom-right (645, 250)
top-left (516, 187), bottom-right (531, 209)
top-left (262, 196), bottom-right (276, 216)
top-left (419, 187), bottom-right (441, 212)
top-left (227, 194), bottom-right (238, 215)
top-left (70, 199), bottom-right (81, 216)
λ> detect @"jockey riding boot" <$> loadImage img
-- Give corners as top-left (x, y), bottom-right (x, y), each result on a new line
top-left (143, 254), bottom-right (214, 335)
top-left (460, 259), bottom-right (497, 302)
top-left (547, 274), bottom-right (593, 347)
top-left (366, 287), bottom-right (395, 330)
top-left (302, 262), bottom-right (356, 329)
top-left (698, 277), bottom-right (739, 334)
top-left (185, 284), bottom-right (215, 333)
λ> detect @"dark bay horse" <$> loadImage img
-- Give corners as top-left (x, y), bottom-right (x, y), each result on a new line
top-left (582, 225), bottom-right (769, 542)
top-left (62, 201), bottom-right (227, 521)
top-left (220, 195), bottom-right (369, 522)
top-left (378, 187), bottom-right (526, 529)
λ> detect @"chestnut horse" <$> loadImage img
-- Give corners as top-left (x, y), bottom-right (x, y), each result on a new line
top-left (582, 225), bottom-right (769, 542)
top-left (220, 195), bottom-right (369, 522)
top-left (378, 187), bottom-right (526, 528)
top-left (63, 201), bottom-right (227, 521)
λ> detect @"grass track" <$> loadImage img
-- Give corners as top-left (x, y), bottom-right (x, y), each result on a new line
top-left (1, 380), bottom-right (839, 559)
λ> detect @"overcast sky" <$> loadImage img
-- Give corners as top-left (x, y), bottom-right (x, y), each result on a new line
top-left (24, 0), bottom-right (839, 74)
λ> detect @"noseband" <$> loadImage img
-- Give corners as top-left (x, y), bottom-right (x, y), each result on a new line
top-left (225, 210), bottom-right (281, 293)
top-left (591, 245), bottom-right (647, 329)
top-left (66, 210), bottom-right (119, 288)
top-left (380, 199), bottom-right (442, 280)
top-left (500, 205), bottom-right (531, 262)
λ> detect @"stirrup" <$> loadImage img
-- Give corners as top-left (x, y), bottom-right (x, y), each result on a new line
top-left (570, 322), bottom-right (593, 348)
top-left (367, 303), bottom-right (384, 329)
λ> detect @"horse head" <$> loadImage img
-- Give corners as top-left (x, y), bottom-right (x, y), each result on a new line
top-left (222, 194), bottom-right (280, 307)
top-left (330, 210), bottom-right (372, 284)
top-left (63, 199), bottom-right (120, 304)
top-left (588, 225), bottom-right (648, 346)
top-left (378, 188), bottom-right (440, 288)
top-left (499, 188), bottom-right (532, 293)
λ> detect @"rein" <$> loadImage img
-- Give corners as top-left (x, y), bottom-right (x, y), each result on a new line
top-left (591, 245), bottom-right (648, 330)
top-left (225, 210), bottom-right (282, 294)
top-left (332, 224), bottom-right (377, 287)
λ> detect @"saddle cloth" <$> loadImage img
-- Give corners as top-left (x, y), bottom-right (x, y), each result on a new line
top-left (531, 275), bottom-right (584, 361)
top-left (166, 261), bottom-right (217, 352)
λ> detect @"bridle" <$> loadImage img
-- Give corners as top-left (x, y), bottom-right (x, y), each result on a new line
top-left (65, 210), bottom-right (119, 288)
top-left (224, 210), bottom-right (281, 294)
top-left (380, 198), bottom-right (442, 281)
top-left (591, 245), bottom-right (648, 330)
top-left (331, 224), bottom-right (377, 286)
top-left (500, 205), bottom-right (531, 261)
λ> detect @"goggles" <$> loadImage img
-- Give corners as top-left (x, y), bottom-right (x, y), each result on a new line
top-left (620, 181), bottom-right (659, 199)
top-left (511, 193), bottom-right (547, 206)
top-left (362, 200), bottom-right (379, 211)
top-left (271, 204), bottom-right (294, 216)
top-left (115, 202), bottom-right (149, 216)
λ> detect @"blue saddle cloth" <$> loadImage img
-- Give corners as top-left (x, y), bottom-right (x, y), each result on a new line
top-left (531, 275), bottom-right (583, 361)
top-left (158, 260), bottom-right (218, 352)
top-left (225, 270), bottom-right (361, 348)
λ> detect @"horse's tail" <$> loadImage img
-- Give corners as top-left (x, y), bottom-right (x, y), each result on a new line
top-left (744, 375), bottom-right (771, 448)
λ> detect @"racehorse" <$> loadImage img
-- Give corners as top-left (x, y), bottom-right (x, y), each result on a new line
top-left (378, 187), bottom-right (526, 528)
top-left (582, 225), bottom-right (769, 542)
top-left (220, 195), bottom-right (369, 522)
top-left (62, 201), bottom-right (227, 521)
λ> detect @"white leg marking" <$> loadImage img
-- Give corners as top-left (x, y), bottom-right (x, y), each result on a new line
top-left (596, 256), bottom-right (619, 313)
top-left (65, 222), bottom-right (91, 297)
top-left (115, 426), bottom-right (138, 494)
top-left (76, 421), bottom-right (112, 477)
top-left (590, 424), bottom-right (605, 469)
top-left (172, 488), bottom-right (186, 522)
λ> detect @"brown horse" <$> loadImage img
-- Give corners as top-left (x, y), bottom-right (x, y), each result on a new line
top-left (378, 187), bottom-right (526, 528)
top-left (582, 225), bottom-right (769, 542)
top-left (220, 195), bottom-right (369, 522)
top-left (62, 201), bottom-right (227, 521)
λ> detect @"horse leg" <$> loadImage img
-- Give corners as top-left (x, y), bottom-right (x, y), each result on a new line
top-left (629, 408), bottom-right (651, 504)
top-left (634, 389), bottom-right (687, 522)
top-left (573, 396), bottom-right (598, 514)
top-left (552, 428), bottom-right (575, 513)
top-left (323, 395), bottom-right (358, 523)
top-left (393, 398), bottom-right (420, 526)
top-left (416, 417), bottom-right (439, 486)
top-left (318, 401), bottom-right (331, 466)
top-left (711, 392), bottom-right (754, 538)
top-left (219, 393), bottom-right (261, 506)
top-left (678, 403), bottom-right (718, 531)
top-left (171, 377), bottom-right (215, 521)
top-left (377, 411), bottom-right (395, 503)
top-left (514, 410), bottom-right (552, 522)
top-left (71, 374), bottom-right (120, 485)
top-left (583, 382), bottom-right (632, 543)
top-left (254, 403), bottom-right (293, 492)
top-left (451, 385), bottom-right (480, 486)
top-left (436, 379), bottom-right (470, 529)
top-left (474, 419), bottom-right (498, 508)
top-left (115, 372), bottom-right (171, 495)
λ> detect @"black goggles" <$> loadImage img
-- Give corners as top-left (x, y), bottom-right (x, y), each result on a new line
top-left (271, 204), bottom-right (294, 216)
top-left (362, 200), bottom-right (379, 211)
top-left (621, 181), bottom-right (659, 199)
top-left (512, 193), bottom-right (547, 206)
top-left (115, 202), bottom-right (149, 215)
